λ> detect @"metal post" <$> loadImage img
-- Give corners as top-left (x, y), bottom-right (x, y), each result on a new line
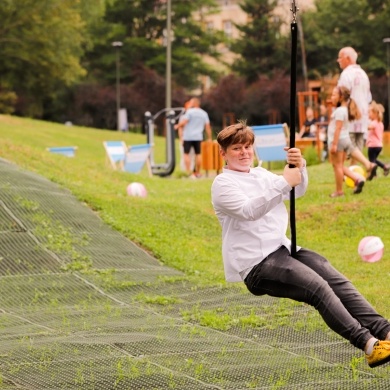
top-left (166, 110), bottom-right (176, 171)
top-left (112, 41), bottom-right (123, 131)
top-left (144, 111), bottom-right (155, 165)
top-left (165, 0), bottom-right (172, 111)
top-left (383, 38), bottom-right (390, 130)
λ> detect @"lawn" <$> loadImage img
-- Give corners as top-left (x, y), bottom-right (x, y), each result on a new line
top-left (0, 114), bottom-right (389, 319)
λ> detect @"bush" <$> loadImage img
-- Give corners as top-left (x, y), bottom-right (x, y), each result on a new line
top-left (303, 146), bottom-right (321, 166)
top-left (0, 89), bottom-right (17, 114)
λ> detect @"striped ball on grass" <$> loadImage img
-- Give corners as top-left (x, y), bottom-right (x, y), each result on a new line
top-left (358, 236), bottom-right (384, 263)
top-left (126, 182), bottom-right (147, 198)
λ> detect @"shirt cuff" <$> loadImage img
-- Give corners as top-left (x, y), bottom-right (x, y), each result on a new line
top-left (300, 159), bottom-right (307, 171)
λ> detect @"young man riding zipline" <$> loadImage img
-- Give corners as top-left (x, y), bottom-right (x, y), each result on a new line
top-left (211, 1), bottom-right (390, 369)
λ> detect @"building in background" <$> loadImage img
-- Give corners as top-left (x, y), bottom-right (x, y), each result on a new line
top-left (195, 0), bottom-right (315, 93)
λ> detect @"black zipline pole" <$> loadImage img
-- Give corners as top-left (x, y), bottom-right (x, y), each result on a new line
top-left (289, 1), bottom-right (299, 257)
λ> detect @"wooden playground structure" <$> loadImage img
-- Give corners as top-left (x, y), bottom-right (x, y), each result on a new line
top-left (296, 90), bottom-right (330, 161)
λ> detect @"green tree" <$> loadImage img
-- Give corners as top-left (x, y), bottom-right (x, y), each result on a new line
top-left (203, 74), bottom-right (246, 125)
top-left (231, 0), bottom-right (288, 83)
top-left (0, 0), bottom-right (104, 117)
top-left (86, 0), bottom-right (224, 90)
top-left (302, 0), bottom-right (390, 77)
top-left (148, 0), bottom-right (224, 88)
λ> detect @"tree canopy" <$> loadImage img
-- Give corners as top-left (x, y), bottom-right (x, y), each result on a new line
top-left (84, 0), bottom-right (223, 89)
top-left (231, 0), bottom-right (289, 83)
top-left (0, 0), bottom-right (105, 116)
top-left (0, 0), bottom-right (389, 128)
top-left (302, 0), bottom-right (390, 77)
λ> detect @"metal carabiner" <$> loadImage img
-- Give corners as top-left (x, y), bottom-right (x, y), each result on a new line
top-left (290, 0), bottom-right (299, 23)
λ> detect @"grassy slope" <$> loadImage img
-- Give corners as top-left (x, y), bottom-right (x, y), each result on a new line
top-left (1, 114), bottom-right (390, 317)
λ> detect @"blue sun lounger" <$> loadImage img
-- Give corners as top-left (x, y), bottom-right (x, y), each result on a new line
top-left (103, 141), bottom-right (127, 170)
top-left (123, 144), bottom-right (152, 177)
top-left (251, 124), bottom-right (287, 164)
top-left (47, 146), bottom-right (78, 157)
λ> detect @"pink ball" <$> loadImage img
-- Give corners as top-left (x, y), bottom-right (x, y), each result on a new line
top-left (358, 236), bottom-right (384, 263)
top-left (126, 182), bottom-right (147, 197)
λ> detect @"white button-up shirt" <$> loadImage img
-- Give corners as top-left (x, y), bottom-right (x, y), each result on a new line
top-left (211, 165), bottom-right (308, 282)
top-left (338, 64), bottom-right (371, 134)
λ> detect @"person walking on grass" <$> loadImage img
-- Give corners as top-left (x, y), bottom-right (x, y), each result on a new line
top-left (211, 122), bottom-right (390, 368)
top-left (328, 86), bottom-right (368, 197)
top-left (174, 97), bottom-right (212, 179)
top-left (337, 47), bottom-right (372, 165)
top-left (367, 101), bottom-right (389, 179)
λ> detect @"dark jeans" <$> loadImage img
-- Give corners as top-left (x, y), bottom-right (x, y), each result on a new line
top-left (244, 246), bottom-right (390, 351)
top-left (368, 147), bottom-right (385, 169)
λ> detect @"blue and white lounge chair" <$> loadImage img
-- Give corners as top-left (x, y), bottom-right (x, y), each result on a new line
top-left (103, 141), bottom-right (127, 170)
top-left (123, 144), bottom-right (152, 177)
top-left (47, 146), bottom-right (78, 157)
top-left (251, 124), bottom-right (287, 165)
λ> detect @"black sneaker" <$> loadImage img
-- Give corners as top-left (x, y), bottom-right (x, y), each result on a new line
top-left (353, 180), bottom-right (365, 194)
top-left (367, 164), bottom-right (377, 181)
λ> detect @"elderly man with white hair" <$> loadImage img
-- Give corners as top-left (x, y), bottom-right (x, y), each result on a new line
top-left (337, 47), bottom-right (372, 165)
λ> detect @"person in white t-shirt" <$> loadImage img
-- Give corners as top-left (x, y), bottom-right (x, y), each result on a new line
top-left (211, 122), bottom-right (390, 368)
top-left (337, 47), bottom-right (372, 164)
top-left (174, 97), bottom-right (212, 178)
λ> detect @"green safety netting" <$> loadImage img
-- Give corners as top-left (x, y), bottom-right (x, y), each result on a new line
top-left (0, 158), bottom-right (389, 389)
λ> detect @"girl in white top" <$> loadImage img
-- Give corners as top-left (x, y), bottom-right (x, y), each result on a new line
top-left (328, 86), bottom-right (367, 197)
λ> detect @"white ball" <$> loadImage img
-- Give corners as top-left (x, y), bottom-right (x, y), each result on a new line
top-left (358, 236), bottom-right (384, 263)
top-left (126, 182), bottom-right (147, 197)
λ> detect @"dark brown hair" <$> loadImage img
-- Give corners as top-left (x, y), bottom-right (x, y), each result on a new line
top-left (337, 86), bottom-right (361, 121)
top-left (216, 121), bottom-right (255, 151)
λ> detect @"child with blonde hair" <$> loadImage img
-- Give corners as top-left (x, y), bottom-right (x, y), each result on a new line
top-left (367, 101), bottom-right (389, 178)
